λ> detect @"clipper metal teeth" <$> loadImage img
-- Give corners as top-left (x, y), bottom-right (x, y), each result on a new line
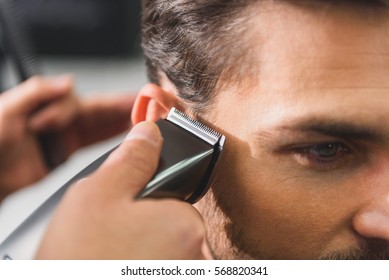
top-left (167, 108), bottom-right (223, 146)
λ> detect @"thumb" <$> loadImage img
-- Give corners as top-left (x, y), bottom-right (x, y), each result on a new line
top-left (91, 121), bottom-right (163, 198)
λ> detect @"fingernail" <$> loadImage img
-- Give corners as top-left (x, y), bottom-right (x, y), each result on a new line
top-left (51, 75), bottom-right (73, 90)
top-left (125, 122), bottom-right (162, 145)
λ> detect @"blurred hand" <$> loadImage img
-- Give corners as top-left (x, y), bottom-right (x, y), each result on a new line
top-left (36, 122), bottom-right (209, 260)
top-left (0, 76), bottom-right (134, 201)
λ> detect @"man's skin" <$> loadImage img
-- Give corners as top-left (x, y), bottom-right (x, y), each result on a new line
top-left (132, 1), bottom-right (389, 259)
top-left (195, 2), bottom-right (389, 259)
top-left (25, 1), bottom-right (389, 260)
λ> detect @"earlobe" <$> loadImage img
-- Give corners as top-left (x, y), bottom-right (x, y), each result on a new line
top-left (131, 83), bottom-right (181, 125)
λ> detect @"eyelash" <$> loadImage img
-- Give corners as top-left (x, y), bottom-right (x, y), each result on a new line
top-left (291, 142), bottom-right (351, 171)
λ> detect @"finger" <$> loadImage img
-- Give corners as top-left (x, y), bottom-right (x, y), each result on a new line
top-left (91, 121), bottom-right (163, 198)
top-left (77, 95), bottom-right (135, 130)
top-left (180, 206), bottom-right (209, 260)
top-left (164, 202), bottom-right (208, 260)
top-left (29, 94), bottom-right (80, 132)
top-left (82, 94), bottom-right (136, 114)
top-left (58, 95), bottom-right (135, 149)
top-left (3, 75), bottom-right (73, 116)
top-left (77, 94), bottom-right (135, 133)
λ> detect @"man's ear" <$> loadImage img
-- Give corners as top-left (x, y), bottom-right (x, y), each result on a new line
top-left (131, 83), bottom-right (181, 125)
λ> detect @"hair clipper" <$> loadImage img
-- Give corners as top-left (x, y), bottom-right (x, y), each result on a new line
top-left (137, 107), bottom-right (225, 202)
top-left (0, 108), bottom-right (225, 259)
top-left (62, 107), bottom-right (226, 203)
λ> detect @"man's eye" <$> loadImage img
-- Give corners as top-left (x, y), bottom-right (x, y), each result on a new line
top-left (308, 143), bottom-right (346, 159)
top-left (293, 142), bottom-right (351, 170)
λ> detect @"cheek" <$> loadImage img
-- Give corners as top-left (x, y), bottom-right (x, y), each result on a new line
top-left (213, 146), bottom-right (360, 258)
top-left (200, 100), bottom-right (358, 258)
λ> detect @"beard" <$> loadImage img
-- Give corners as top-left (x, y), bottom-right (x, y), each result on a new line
top-left (320, 240), bottom-right (389, 260)
top-left (196, 184), bottom-right (389, 260)
top-left (195, 186), bottom-right (263, 260)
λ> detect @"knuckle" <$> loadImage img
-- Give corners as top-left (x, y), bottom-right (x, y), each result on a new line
top-left (179, 222), bottom-right (205, 256)
top-left (164, 201), bottom-right (206, 251)
top-left (65, 178), bottom-right (93, 202)
top-left (66, 179), bottom-right (85, 196)
top-left (26, 76), bottom-right (44, 92)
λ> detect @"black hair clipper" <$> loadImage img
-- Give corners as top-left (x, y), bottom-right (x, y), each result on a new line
top-left (137, 107), bottom-right (225, 203)
top-left (0, 108), bottom-right (225, 259)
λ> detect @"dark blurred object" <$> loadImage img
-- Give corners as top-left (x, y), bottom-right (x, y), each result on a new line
top-left (0, 0), bottom-right (70, 169)
top-left (14, 0), bottom-right (141, 56)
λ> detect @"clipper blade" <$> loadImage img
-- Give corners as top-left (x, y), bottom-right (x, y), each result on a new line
top-left (167, 108), bottom-right (224, 146)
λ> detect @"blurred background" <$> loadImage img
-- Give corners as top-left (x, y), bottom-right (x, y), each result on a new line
top-left (0, 0), bottom-right (148, 242)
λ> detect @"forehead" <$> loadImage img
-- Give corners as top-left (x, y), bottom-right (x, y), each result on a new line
top-left (210, 3), bottom-right (389, 142)
top-left (221, 3), bottom-right (389, 124)
top-left (250, 2), bottom-right (389, 85)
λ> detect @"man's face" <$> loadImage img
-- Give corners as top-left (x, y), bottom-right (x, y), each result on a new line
top-left (194, 2), bottom-right (389, 259)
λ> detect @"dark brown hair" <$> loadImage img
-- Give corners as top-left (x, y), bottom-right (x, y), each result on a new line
top-left (141, 0), bottom-right (389, 111)
top-left (142, 0), bottom-right (255, 111)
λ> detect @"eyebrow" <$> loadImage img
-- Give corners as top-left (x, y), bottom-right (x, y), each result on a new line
top-left (276, 118), bottom-right (384, 142)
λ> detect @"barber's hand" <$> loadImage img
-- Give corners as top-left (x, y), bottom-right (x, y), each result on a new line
top-left (0, 76), bottom-right (134, 201)
top-left (36, 122), bottom-right (210, 260)
top-left (0, 76), bottom-right (75, 200)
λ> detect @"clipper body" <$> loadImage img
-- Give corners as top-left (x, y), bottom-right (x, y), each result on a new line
top-left (139, 109), bottom-right (225, 203)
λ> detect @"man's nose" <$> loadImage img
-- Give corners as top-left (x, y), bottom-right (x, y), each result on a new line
top-left (353, 195), bottom-right (389, 241)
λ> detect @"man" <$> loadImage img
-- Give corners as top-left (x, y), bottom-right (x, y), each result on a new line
top-left (35, 0), bottom-right (389, 260)
top-left (129, 0), bottom-right (389, 259)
